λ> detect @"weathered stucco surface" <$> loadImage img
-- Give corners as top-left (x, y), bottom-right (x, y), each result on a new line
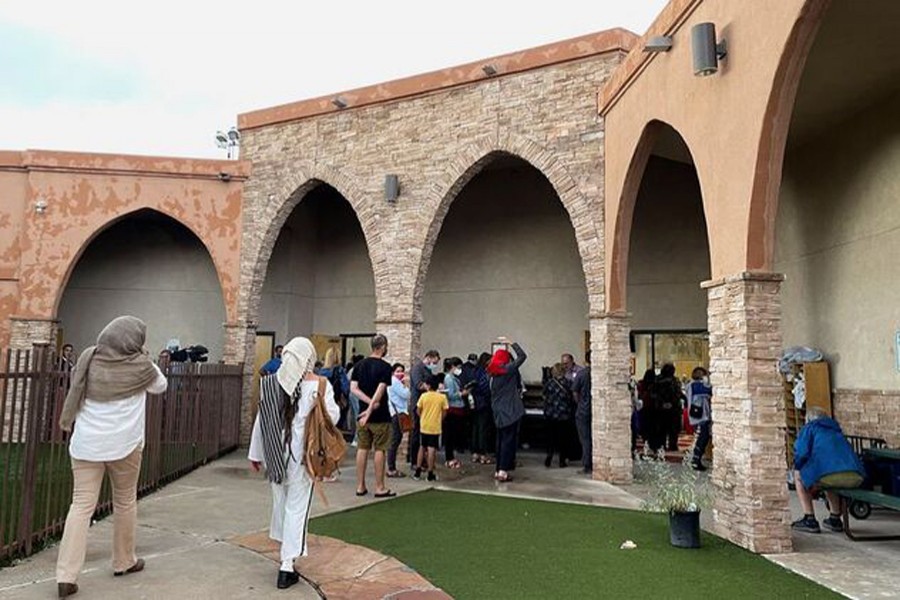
top-left (0, 150), bottom-right (248, 349)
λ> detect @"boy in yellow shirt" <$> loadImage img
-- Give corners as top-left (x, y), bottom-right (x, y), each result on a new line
top-left (414, 374), bottom-right (448, 481)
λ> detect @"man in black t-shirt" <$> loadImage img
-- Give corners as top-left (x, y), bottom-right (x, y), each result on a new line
top-left (350, 334), bottom-right (395, 497)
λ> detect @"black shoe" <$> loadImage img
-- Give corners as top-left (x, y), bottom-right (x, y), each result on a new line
top-left (427, 471), bottom-right (437, 482)
top-left (692, 462), bottom-right (708, 472)
top-left (58, 582), bottom-right (78, 598)
top-left (277, 570), bottom-right (300, 589)
top-left (413, 468), bottom-right (422, 480)
top-left (544, 456), bottom-right (552, 468)
top-left (791, 515), bottom-right (821, 533)
top-left (114, 558), bottom-right (145, 576)
top-left (823, 515), bottom-right (843, 532)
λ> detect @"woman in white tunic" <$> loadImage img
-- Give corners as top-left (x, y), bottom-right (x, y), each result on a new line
top-left (248, 336), bottom-right (340, 589)
top-left (56, 316), bottom-right (168, 598)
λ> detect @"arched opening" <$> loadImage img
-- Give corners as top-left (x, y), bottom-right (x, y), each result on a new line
top-left (776, 0), bottom-right (900, 447)
top-left (625, 124), bottom-right (711, 460)
top-left (57, 209), bottom-right (226, 359)
top-left (421, 153), bottom-right (589, 457)
top-left (257, 182), bottom-right (376, 362)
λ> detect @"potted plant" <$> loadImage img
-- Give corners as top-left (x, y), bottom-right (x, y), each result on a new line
top-left (637, 455), bottom-right (712, 548)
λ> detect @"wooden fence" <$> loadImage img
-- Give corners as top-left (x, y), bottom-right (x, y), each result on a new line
top-left (0, 345), bottom-right (243, 562)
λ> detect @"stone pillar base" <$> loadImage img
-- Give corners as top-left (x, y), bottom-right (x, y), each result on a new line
top-left (704, 272), bottom-right (792, 554)
top-left (591, 312), bottom-right (633, 484)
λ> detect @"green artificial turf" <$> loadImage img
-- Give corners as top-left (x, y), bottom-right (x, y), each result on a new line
top-left (309, 490), bottom-right (843, 600)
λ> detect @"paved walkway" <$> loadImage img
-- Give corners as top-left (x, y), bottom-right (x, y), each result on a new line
top-left (1, 449), bottom-right (898, 599)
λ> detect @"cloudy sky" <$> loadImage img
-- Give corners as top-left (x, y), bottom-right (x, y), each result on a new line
top-left (0, 1), bottom-right (667, 159)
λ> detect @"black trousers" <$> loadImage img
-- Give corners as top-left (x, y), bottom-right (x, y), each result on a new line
top-left (443, 411), bottom-right (466, 462)
top-left (575, 407), bottom-right (592, 471)
top-left (693, 420), bottom-right (712, 464)
top-left (387, 414), bottom-right (404, 471)
top-left (665, 408), bottom-right (682, 451)
top-left (545, 419), bottom-right (569, 465)
top-left (471, 408), bottom-right (494, 455)
top-left (495, 421), bottom-right (519, 472)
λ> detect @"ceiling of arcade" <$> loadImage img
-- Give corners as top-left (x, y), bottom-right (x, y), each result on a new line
top-left (789, 0), bottom-right (900, 146)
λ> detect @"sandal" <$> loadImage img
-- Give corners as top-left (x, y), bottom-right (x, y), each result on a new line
top-left (386, 470), bottom-right (406, 478)
top-left (479, 457), bottom-right (494, 465)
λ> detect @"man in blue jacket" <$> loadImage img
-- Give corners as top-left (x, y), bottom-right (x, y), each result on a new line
top-left (792, 407), bottom-right (865, 533)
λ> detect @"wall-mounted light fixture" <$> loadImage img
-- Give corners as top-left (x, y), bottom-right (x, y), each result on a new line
top-left (217, 171), bottom-right (232, 182)
top-left (331, 96), bottom-right (348, 109)
top-left (643, 35), bottom-right (673, 53)
top-left (34, 198), bottom-right (48, 214)
top-left (482, 64), bottom-right (498, 76)
top-left (692, 22), bottom-right (727, 76)
top-left (384, 174), bottom-right (400, 203)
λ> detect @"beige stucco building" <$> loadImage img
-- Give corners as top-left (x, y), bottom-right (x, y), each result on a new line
top-left (1, 0), bottom-right (898, 554)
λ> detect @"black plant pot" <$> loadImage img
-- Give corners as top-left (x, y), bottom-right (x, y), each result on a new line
top-left (669, 510), bottom-right (701, 548)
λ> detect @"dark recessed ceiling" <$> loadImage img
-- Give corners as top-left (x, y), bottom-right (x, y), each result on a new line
top-left (788, 0), bottom-right (900, 145)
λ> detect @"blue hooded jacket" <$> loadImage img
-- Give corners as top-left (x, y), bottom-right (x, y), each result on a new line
top-left (793, 417), bottom-right (864, 488)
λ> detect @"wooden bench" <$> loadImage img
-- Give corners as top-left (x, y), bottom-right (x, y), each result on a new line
top-left (833, 488), bottom-right (900, 541)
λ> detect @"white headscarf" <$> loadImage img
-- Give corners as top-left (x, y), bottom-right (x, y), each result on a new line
top-left (276, 337), bottom-right (317, 396)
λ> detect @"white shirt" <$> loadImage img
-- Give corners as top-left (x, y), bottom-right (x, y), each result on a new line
top-left (69, 364), bottom-right (168, 462)
top-left (248, 378), bottom-right (340, 483)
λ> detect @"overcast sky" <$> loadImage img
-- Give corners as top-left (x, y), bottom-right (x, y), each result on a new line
top-left (0, 1), bottom-right (667, 159)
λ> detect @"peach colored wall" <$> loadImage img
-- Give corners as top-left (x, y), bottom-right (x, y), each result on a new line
top-left (0, 154), bottom-right (28, 348)
top-left (0, 150), bottom-right (248, 348)
top-left (601, 0), bottom-right (819, 309)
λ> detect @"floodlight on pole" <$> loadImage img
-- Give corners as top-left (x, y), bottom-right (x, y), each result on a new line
top-left (215, 126), bottom-right (241, 159)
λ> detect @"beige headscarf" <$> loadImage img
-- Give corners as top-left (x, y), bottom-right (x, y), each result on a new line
top-left (276, 337), bottom-right (317, 397)
top-left (60, 316), bottom-right (159, 430)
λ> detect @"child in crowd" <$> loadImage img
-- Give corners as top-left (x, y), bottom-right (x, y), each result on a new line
top-left (414, 374), bottom-right (448, 482)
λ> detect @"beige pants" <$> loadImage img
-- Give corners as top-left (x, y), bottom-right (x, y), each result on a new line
top-left (56, 447), bottom-right (142, 584)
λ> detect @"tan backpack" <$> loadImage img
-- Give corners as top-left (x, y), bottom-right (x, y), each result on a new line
top-left (303, 377), bottom-right (346, 504)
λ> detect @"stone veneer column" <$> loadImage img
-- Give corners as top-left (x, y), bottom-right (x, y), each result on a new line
top-left (591, 312), bottom-right (633, 484)
top-left (375, 319), bottom-right (422, 367)
top-left (703, 272), bottom-right (792, 554)
top-left (223, 322), bottom-right (258, 446)
top-left (8, 318), bottom-right (58, 350)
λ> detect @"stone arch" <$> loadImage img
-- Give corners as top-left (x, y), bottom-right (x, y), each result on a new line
top-left (411, 134), bottom-right (604, 323)
top-left (52, 207), bottom-right (230, 320)
top-left (243, 165), bottom-right (386, 325)
top-left (607, 119), bottom-right (710, 313)
top-left (746, 0), bottom-right (831, 271)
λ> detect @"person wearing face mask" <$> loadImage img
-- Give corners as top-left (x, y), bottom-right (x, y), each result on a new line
top-left (686, 366), bottom-right (713, 471)
top-left (408, 349), bottom-right (441, 469)
top-left (442, 356), bottom-right (468, 469)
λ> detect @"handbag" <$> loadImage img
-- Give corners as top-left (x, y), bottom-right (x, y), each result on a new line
top-left (398, 412), bottom-right (413, 433)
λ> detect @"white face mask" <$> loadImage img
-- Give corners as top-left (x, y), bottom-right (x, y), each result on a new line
top-left (453, 368), bottom-right (462, 376)
top-left (702, 376), bottom-right (710, 386)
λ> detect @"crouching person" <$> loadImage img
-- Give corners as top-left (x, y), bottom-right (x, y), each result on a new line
top-left (791, 407), bottom-right (865, 534)
top-left (248, 337), bottom-right (340, 588)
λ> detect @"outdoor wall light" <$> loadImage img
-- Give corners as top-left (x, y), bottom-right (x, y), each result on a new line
top-left (384, 174), bottom-right (400, 203)
top-left (34, 198), bottom-right (48, 214)
top-left (331, 96), bottom-right (348, 109)
top-left (692, 22), bottom-right (727, 76)
top-left (643, 35), bottom-right (673, 53)
top-left (482, 64), bottom-right (498, 76)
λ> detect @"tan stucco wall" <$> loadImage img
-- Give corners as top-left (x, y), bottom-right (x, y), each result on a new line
top-left (0, 150), bottom-right (248, 350)
top-left (57, 212), bottom-right (227, 359)
top-left (421, 164), bottom-right (589, 382)
top-left (777, 91), bottom-right (900, 390)
top-left (602, 0), bottom-right (814, 308)
top-left (627, 157), bottom-right (709, 330)
top-left (0, 161), bottom-right (27, 348)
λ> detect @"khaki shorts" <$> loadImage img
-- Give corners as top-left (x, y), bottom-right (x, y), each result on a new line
top-left (357, 422), bottom-right (391, 451)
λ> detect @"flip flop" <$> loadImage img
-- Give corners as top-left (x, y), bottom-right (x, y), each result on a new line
top-left (355, 489), bottom-right (368, 496)
top-left (373, 490), bottom-right (396, 498)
